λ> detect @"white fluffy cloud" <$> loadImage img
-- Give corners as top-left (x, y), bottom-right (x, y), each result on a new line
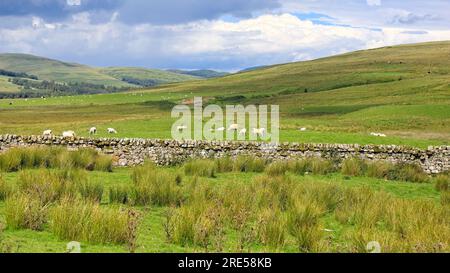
top-left (366, 0), bottom-right (381, 6)
top-left (1, 13), bottom-right (450, 70)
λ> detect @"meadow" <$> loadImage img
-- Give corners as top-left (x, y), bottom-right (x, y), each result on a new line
top-left (0, 147), bottom-right (448, 253)
top-left (0, 42), bottom-right (449, 148)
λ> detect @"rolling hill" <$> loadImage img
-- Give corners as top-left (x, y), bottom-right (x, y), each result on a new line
top-left (0, 41), bottom-right (449, 147)
top-left (167, 69), bottom-right (230, 78)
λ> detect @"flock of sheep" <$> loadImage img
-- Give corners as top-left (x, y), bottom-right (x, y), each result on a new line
top-left (176, 123), bottom-right (265, 137)
top-left (42, 127), bottom-right (118, 138)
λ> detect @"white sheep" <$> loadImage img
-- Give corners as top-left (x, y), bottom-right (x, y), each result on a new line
top-left (43, 130), bottom-right (53, 137)
top-left (228, 124), bottom-right (239, 131)
top-left (252, 128), bottom-right (266, 137)
top-left (107, 128), bottom-right (118, 134)
top-left (239, 128), bottom-right (247, 136)
top-left (370, 132), bottom-right (387, 137)
top-left (299, 127), bottom-right (307, 132)
top-left (89, 127), bottom-right (97, 135)
top-left (62, 131), bottom-right (76, 138)
top-left (177, 125), bottom-right (187, 131)
top-left (216, 127), bottom-right (226, 132)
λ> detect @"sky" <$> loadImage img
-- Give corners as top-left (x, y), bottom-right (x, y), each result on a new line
top-left (0, 0), bottom-right (449, 71)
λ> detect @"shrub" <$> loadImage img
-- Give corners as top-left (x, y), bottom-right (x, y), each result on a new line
top-left (341, 157), bottom-right (367, 177)
top-left (184, 159), bottom-right (216, 178)
top-left (265, 161), bottom-right (290, 176)
top-left (435, 175), bottom-right (449, 192)
top-left (367, 161), bottom-right (395, 179)
top-left (77, 180), bottom-right (104, 202)
top-left (51, 198), bottom-right (130, 244)
top-left (287, 202), bottom-right (323, 252)
top-left (233, 156), bottom-right (267, 173)
top-left (4, 194), bottom-right (48, 231)
top-left (109, 184), bottom-right (131, 204)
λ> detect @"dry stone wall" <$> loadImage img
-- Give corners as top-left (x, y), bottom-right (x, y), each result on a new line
top-left (0, 134), bottom-right (449, 174)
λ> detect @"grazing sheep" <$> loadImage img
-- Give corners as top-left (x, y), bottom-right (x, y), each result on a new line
top-left (62, 131), bottom-right (76, 138)
top-left (228, 124), bottom-right (239, 131)
top-left (370, 132), bottom-right (387, 137)
top-left (107, 128), bottom-right (118, 134)
top-left (177, 125), bottom-right (187, 131)
top-left (216, 127), bottom-right (226, 132)
top-left (43, 130), bottom-right (53, 137)
top-left (299, 127), bottom-right (307, 132)
top-left (239, 128), bottom-right (247, 136)
top-left (252, 128), bottom-right (266, 137)
top-left (89, 127), bottom-right (97, 135)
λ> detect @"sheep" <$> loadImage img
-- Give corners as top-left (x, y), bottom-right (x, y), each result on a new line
top-left (107, 128), bottom-right (118, 134)
top-left (62, 131), bottom-right (76, 138)
top-left (43, 130), bottom-right (53, 137)
top-left (216, 127), bottom-right (226, 132)
top-left (239, 128), bottom-right (247, 136)
top-left (228, 124), bottom-right (239, 131)
top-left (370, 132), bottom-right (387, 137)
top-left (177, 125), bottom-right (187, 131)
top-left (252, 128), bottom-right (266, 137)
top-left (89, 127), bottom-right (97, 135)
top-left (299, 127), bottom-right (307, 132)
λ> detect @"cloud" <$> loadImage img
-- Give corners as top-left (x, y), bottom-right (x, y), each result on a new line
top-left (366, 0), bottom-right (381, 7)
top-left (2, 13), bottom-right (450, 71)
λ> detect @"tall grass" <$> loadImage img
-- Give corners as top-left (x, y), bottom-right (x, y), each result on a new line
top-left (109, 184), bottom-right (131, 204)
top-left (341, 157), bottom-right (367, 177)
top-left (77, 180), bottom-right (104, 203)
top-left (131, 163), bottom-right (183, 206)
top-left (233, 155), bottom-right (267, 173)
top-left (256, 208), bottom-right (286, 249)
top-left (435, 175), bottom-right (449, 192)
top-left (51, 198), bottom-right (130, 244)
top-left (184, 159), bottom-right (217, 178)
top-left (0, 175), bottom-right (12, 201)
top-left (4, 193), bottom-right (48, 231)
top-left (287, 202), bottom-right (323, 252)
top-left (0, 147), bottom-right (113, 172)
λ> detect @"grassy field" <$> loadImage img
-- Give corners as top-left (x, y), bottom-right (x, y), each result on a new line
top-left (0, 147), bottom-right (448, 253)
top-left (0, 42), bottom-right (449, 147)
top-left (99, 67), bottom-right (200, 84)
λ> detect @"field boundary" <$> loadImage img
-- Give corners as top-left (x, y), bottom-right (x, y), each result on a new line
top-left (0, 134), bottom-right (448, 174)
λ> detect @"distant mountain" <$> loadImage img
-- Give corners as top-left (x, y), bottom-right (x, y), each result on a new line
top-left (167, 69), bottom-right (230, 78)
top-left (238, 65), bottom-right (269, 73)
top-left (100, 67), bottom-right (199, 86)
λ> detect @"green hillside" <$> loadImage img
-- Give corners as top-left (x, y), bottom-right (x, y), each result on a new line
top-left (0, 41), bottom-right (449, 147)
top-left (167, 69), bottom-right (230, 78)
top-left (99, 67), bottom-right (200, 85)
top-left (0, 75), bottom-right (20, 93)
top-left (0, 53), bottom-right (133, 87)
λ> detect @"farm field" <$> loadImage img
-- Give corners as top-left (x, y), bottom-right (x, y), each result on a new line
top-left (0, 147), bottom-right (448, 253)
top-left (0, 41), bottom-right (449, 148)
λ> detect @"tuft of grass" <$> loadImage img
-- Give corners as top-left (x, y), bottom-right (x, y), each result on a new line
top-left (214, 157), bottom-right (234, 173)
top-left (265, 161), bottom-right (290, 177)
top-left (184, 159), bottom-right (217, 178)
top-left (309, 158), bottom-right (336, 175)
top-left (441, 191), bottom-right (450, 206)
top-left (391, 163), bottom-right (429, 183)
top-left (77, 180), bottom-right (104, 203)
top-left (0, 174), bottom-right (12, 201)
top-left (131, 164), bottom-right (183, 206)
top-left (51, 197), bottom-right (130, 244)
top-left (233, 156), bottom-right (267, 173)
top-left (109, 184), bottom-right (131, 204)
top-left (287, 202), bottom-right (323, 252)
top-left (4, 193), bottom-right (48, 231)
top-left (341, 157), bottom-right (367, 177)
top-left (17, 169), bottom-right (70, 204)
top-left (367, 161), bottom-right (395, 179)
top-left (434, 175), bottom-right (449, 192)
top-left (256, 208), bottom-right (286, 249)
